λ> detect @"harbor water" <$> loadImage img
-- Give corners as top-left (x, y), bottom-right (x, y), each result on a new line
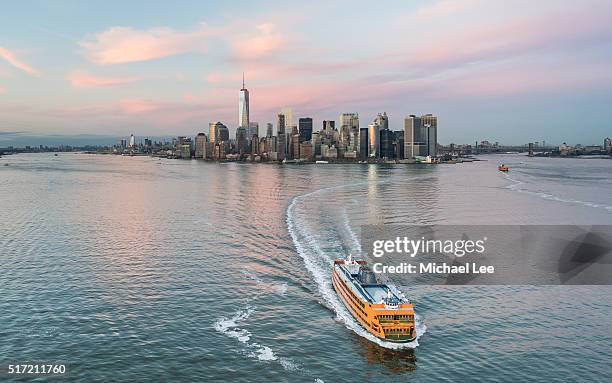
top-left (1, 153), bottom-right (611, 382)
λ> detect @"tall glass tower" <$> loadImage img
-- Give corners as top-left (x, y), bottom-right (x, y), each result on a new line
top-left (238, 73), bottom-right (249, 130)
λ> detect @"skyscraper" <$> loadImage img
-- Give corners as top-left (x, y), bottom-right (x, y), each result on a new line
top-left (129, 134), bottom-right (136, 148)
top-left (368, 123), bottom-right (380, 158)
top-left (298, 117), bottom-right (313, 142)
top-left (266, 123), bottom-right (273, 138)
top-left (236, 127), bottom-right (247, 154)
top-left (379, 129), bottom-right (394, 159)
top-left (404, 114), bottom-right (437, 158)
top-left (216, 123), bottom-right (229, 142)
top-left (195, 133), bottom-right (207, 158)
top-left (404, 115), bottom-right (422, 159)
top-left (375, 112), bottom-right (392, 158)
top-left (422, 114), bottom-right (438, 157)
top-left (209, 121), bottom-right (228, 143)
top-left (248, 122), bottom-right (259, 140)
top-left (339, 113), bottom-right (359, 130)
top-left (374, 112), bottom-right (388, 131)
top-left (280, 107), bottom-right (293, 129)
top-left (239, 73), bottom-right (249, 130)
top-left (359, 127), bottom-right (369, 161)
top-left (277, 114), bottom-right (286, 160)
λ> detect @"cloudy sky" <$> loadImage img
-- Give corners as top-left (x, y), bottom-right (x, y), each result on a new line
top-left (1, 0), bottom-right (611, 145)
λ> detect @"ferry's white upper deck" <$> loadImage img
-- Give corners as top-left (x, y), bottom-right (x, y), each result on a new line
top-left (334, 260), bottom-right (410, 307)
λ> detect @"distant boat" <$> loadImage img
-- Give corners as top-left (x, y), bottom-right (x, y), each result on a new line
top-left (315, 160), bottom-right (329, 164)
top-left (498, 164), bottom-right (509, 172)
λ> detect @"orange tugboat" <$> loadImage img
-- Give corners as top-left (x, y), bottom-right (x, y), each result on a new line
top-left (498, 164), bottom-right (509, 172)
top-left (332, 255), bottom-right (416, 343)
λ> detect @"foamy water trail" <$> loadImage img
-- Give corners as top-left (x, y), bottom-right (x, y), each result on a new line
top-left (503, 172), bottom-right (612, 212)
top-left (340, 207), bottom-right (362, 255)
top-left (214, 306), bottom-right (329, 380)
top-left (213, 273), bottom-right (300, 370)
top-left (214, 306), bottom-right (299, 366)
top-left (286, 180), bottom-right (427, 350)
top-left (243, 270), bottom-right (288, 296)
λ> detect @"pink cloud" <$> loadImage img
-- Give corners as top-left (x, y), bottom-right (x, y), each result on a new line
top-left (67, 71), bottom-right (141, 88)
top-left (80, 24), bottom-right (211, 65)
top-left (0, 47), bottom-right (39, 76)
top-left (231, 23), bottom-right (286, 60)
top-left (406, 3), bottom-right (612, 70)
top-left (120, 99), bottom-right (163, 114)
top-left (434, 59), bottom-right (612, 98)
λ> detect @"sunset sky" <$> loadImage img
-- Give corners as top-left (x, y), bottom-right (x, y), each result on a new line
top-left (1, 0), bottom-right (611, 145)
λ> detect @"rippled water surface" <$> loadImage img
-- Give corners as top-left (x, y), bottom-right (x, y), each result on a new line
top-left (1, 153), bottom-right (611, 382)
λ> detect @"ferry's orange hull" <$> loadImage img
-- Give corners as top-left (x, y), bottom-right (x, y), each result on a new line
top-left (332, 260), bottom-right (416, 343)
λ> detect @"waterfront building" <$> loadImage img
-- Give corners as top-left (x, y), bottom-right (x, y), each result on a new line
top-left (209, 122), bottom-right (216, 143)
top-left (298, 117), bottom-right (313, 142)
top-left (205, 141), bottom-right (213, 159)
top-left (251, 134), bottom-right (259, 155)
top-left (280, 107), bottom-right (293, 129)
top-left (217, 124), bottom-right (229, 142)
top-left (368, 122), bottom-right (380, 158)
top-left (604, 137), bottom-right (611, 153)
top-left (373, 112), bottom-right (389, 131)
top-left (180, 144), bottom-right (190, 158)
top-left (277, 114), bottom-right (287, 160)
top-left (359, 127), bottom-right (369, 161)
top-left (323, 120), bottom-right (336, 134)
top-left (299, 142), bottom-right (313, 160)
top-left (214, 143), bottom-right (227, 160)
top-left (248, 122), bottom-right (259, 142)
top-left (266, 123), bottom-right (273, 138)
top-left (236, 127), bottom-right (248, 155)
top-left (422, 114), bottom-right (438, 157)
top-left (195, 133), bottom-right (207, 158)
top-left (311, 132), bottom-right (321, 156)
top-left (379, 128), bottom-right (394, 159)
top-left (340, 125), bottom-right (351, 147)
top-left (339, 113), bottom-right (359, 131)
top-left (178, 137), bottom-right (192, 159)
top-left (348, 129), bottom-right (359, 154)
top-left (239, 74), bottom-right (250, 131)
top-left (322, 144), bottom-right (338, 159)
top-left (209, 121), bottom-right (228, 143)
top-left (265, 136), bottom-right (277, 154)
top-left (394, 131), bottom-right (404, 160)
top-left (129, 134), bottom-right (136, 148)
top-left (291, 133), bottom-right (300, 159)
top-left (339, 113), bottom-right (359, 156)
top-left (404, 114), bottom-right (427, 159)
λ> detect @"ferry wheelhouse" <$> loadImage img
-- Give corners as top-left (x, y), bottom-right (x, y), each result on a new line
top-left (332, 256), bottom-right (416, 343)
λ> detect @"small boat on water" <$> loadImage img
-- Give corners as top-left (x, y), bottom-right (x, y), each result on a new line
top-left (332, 255), bottom-right (416, 343)
top-left (498, 164), bottom-right (509, 172)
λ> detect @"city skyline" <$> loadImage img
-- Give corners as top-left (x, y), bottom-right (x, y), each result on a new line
top-left (1, 0), bottom-right (612, 145)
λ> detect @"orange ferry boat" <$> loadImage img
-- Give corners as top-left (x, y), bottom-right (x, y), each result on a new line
top-left (332, 255), bottom-right (416, 343)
